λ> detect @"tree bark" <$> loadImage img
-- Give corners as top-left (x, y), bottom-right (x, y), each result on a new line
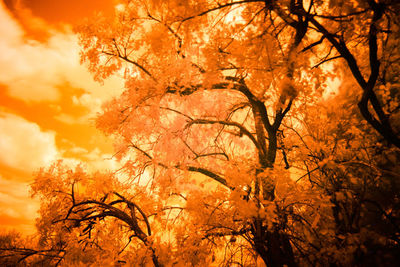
top-left (252, 221), bottom-right (297, 267)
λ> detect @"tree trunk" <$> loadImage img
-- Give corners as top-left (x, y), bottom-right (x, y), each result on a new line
top-left (252, 219), bottom-right (297, 267)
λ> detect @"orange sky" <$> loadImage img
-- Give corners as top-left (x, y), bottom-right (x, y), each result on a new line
top-left (0, 0), bottom-right (123, 235)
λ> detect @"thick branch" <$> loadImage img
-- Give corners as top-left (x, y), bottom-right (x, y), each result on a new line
top-left (186, 166), bottom-right (230, 188)
top-left (302, 6), bottom-right (400, 147)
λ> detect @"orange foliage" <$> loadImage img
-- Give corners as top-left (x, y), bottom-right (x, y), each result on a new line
top-left (3, 0), bottom-right (400, 266)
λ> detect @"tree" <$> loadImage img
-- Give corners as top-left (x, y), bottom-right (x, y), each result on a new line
top-left (77, 0), bottom-right (324, 265)
top-left (17, 0), bottom-right (400, 266)
top-left (297, 83), bottom-right (400, 265)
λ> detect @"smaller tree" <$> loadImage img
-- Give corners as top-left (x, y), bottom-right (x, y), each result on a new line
top-left (0, 229), bottom-right (65, 266)
top-left (30, 161), bottom-right (166, 266)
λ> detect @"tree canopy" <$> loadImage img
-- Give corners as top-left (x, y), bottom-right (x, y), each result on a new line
top-left (2, 0), bottom-right (400, 266)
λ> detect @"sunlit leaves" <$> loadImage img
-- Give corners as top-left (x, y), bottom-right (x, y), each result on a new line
top-left (12, 0), bottom-right (399, 266)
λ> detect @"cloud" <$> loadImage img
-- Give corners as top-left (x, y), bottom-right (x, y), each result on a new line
top-left (72, 93), bottom-right (103, 114)
top-left (0, 175), bottom-right (38, 234)
top-left (0, 2), bottom-right (124, 103)
top-left (0, 112), bottom-right (58, 172)
top-left (63, 147), bottom-right (120, 173)
top-left (54, 93), bottom-right (103, 124)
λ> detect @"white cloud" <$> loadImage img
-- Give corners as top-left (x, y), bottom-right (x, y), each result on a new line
top-left (54, 93), bottom-right (103, 124)
top-left (0, 2), bottom-right (23, 41)
top-left (0, 2), bottom-right (124, 103)
top-left (53, 113), bottom-right (86, 125)
top-left (68, 146), bottom-right (89, 154)
top-left (69, 147), bottom-right (120, 173)
top-left (0, 112), bottom-right (58, 172)
top-left (72, 93), bottom-right (103, 114)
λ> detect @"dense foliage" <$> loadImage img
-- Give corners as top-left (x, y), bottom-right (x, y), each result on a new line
top-left (2, 0), bottom-right (399, 266)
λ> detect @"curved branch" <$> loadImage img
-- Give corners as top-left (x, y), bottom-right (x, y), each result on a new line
top-left (301, 5), bottom-right (400, 148)
top-left (113, 192), bottom-right (152, 236)
top-left (186, 166), bottom-right (230, 188)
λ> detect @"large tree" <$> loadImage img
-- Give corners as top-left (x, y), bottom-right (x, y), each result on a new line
top-left (3, 0), bottom-right (399, 266)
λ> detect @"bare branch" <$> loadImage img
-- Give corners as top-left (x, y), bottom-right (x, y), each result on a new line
top-left (185, 119), bottom-right (260, 152)
top-left (128, 141), bottom-right (230, 188)
top-left (180, 1), bottom-right (266, 23)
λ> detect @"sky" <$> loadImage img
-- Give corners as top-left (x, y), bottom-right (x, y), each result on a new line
top-left (0, 0), bottom-right (124, 235)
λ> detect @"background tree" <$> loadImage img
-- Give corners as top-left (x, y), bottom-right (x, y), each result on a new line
top-left (0, 229), bottom-right (65, 266)
top-left (296, 81), bottom-right (400, 265)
